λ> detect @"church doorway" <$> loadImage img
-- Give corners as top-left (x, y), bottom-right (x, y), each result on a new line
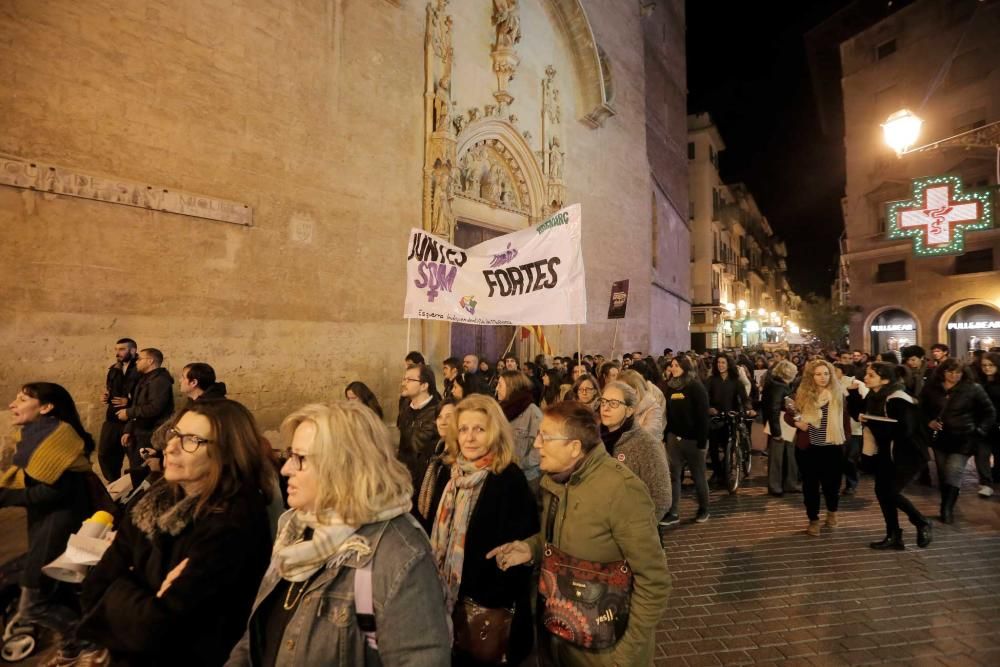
top-left (449, 221), bottom-right (516, 367)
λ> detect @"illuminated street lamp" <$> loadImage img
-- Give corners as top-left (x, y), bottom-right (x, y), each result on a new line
top-left (882, 109), bottom-right (923, 155)
top-left (737, 299), bottom-right (747, 311)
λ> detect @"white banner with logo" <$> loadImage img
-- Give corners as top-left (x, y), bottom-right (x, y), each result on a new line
top-left (403, 204), bottom-right (587, 325)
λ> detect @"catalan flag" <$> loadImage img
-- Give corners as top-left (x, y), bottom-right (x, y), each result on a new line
top-left (523, 325), bottom-right (553, 357)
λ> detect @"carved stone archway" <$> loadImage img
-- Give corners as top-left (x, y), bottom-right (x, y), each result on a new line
top-left (453, 118), bottom-right (548, 229)
top-left (542, 0), bottom-right (616, 127)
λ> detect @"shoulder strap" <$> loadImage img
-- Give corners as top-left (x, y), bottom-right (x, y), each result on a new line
top-left (545, 494), bottom-right (559, 544)
top-left (353, 519), bottom-right (393, 652)
top-left (355, 562), bottom-right (377, 650)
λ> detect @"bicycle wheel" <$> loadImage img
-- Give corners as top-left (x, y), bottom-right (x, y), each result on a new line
top-left (725, 437), bottom-right (741, 494)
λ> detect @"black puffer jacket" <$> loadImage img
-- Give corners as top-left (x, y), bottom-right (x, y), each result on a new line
top-left (761, 377), bottom-right (793, 438)
top-left (919, 380), bottom-right (996, 455)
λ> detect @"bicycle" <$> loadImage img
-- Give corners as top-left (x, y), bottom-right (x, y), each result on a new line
top-left (711, 411), bottom-right (753, 494)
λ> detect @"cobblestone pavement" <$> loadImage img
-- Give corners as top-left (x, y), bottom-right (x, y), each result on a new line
top-left (656, 447), bottom-right (1000, 667)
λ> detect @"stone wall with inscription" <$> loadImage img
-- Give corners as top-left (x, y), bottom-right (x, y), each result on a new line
top-left (0, 0), bottom-right (687, 451)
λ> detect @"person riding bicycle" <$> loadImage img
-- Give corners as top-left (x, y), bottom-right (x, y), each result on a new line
top-left (706, 353), bottom-right (755, 486)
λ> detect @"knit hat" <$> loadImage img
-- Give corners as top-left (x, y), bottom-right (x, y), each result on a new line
top-left (900, 345), bottom-right (925, 361)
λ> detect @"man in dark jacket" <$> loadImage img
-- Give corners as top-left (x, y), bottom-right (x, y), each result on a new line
top-left (397, 364), bottom-right (440, 507)
top-left (118, 348), bottom-right (174, 484)
top-left (461, 353), bottom-right (492, 396)
top-left (99, 337), bottom-right (142, 482)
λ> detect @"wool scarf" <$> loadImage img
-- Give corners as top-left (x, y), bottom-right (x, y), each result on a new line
top-left (600, 416), bottom-right (635, 455)
top-left (801, 388), bottom-right (847, 445)
top-left (272, 500), bottom-right (410, 583)
top-left (1, 416), bottom-right (91, 490)
top-left (430, 454), bottom-right (494, 616)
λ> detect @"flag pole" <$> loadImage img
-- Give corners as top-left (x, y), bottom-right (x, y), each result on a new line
top-left (611, 321), bottom-right (619, 361)
top-left (577, 324), bottom-right (582, 366)
top-left (502, 327), bottom-right (519, 359)
top-left (406, 317), bottom-right (412, 355)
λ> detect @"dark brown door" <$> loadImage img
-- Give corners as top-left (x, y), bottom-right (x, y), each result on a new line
top-left (450, 222), bottom-right (516, 365)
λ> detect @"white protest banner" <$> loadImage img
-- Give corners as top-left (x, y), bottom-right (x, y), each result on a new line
top-left (404, 204), bottom-right (586, 325)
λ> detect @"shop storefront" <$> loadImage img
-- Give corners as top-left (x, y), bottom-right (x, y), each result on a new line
top-left (946, 304), bottom-right (1000, 354)
top-left (869, 309), bottom-right (917, 355)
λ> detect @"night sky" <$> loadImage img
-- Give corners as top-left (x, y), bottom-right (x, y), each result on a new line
top-left (686, 0), bottom-right (858, 298)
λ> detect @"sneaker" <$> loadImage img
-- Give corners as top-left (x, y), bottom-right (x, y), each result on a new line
top-left (978, 485), bottom-right (994, 498)
top-left (694, 509), bottom-right (710, 523)
top-left (659, 513), bottom-right (680, 527)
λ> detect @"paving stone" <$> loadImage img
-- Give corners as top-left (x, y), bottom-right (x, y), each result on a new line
top-left (658, 450), bottom-right (1000, 665)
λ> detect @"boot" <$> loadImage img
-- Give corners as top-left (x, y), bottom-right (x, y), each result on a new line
top-left (805, 520), bottom-right (821, 537)
top-left (870, 529), bottom-right (904, 550)
top-left (916, 521), bottom-right (933, 548)
top-left (940, 485), bottom-right (959, 524)
top-left (825, 511), bottom-right (839, 528)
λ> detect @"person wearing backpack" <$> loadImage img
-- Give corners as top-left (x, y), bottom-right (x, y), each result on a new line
top-left (225, 402), bottom-right (450, 667)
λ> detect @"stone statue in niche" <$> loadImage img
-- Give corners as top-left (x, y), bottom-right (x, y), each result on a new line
top-left (433, 69), bottom-right (452, 132)
top-left (461, 145), bottom-right (486, 196)
top-left (543, 65), bottom-right (561, 125)
top-left (492, 0), bottom-right (521, 49)
top-left (500, 181), bottom-right (515, 207)
top-left (549, 136), bottom-right (564, 180)
top-left (482, 162), bottom-right (505, 203)
top-left (430, 158), bottom-right (455, 237)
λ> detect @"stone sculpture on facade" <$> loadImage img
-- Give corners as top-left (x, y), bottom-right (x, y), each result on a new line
top-left (490, 0), bottom-right (521, 105)
top-left (423, 1), bottom-right (457, 239)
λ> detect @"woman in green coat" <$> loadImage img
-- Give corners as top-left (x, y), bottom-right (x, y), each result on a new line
top-left (488, 401), bottom-right (671, 667)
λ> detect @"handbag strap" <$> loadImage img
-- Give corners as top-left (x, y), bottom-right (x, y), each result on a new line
top-left (545, 494), bottom-right (559, 544)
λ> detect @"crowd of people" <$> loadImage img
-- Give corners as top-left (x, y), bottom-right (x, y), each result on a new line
top-left (1, 336), bottom-right (997, 666)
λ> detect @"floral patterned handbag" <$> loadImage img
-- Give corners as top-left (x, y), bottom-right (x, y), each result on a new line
top-left (538, 498), bottom-right (633, 650)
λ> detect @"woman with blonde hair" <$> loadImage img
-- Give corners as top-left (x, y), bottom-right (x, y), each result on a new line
top-left (785, 360), bottom-right (851, 536)
top-left (431, 394), bottom-right (538, 665)
top-left (619, 369), bottom-right (665, 438)
top-left (226, 402), bottom-right (450, 666)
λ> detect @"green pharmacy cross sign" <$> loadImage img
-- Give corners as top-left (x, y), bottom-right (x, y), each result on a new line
top-left (886, 174), bottom-right (994, 257)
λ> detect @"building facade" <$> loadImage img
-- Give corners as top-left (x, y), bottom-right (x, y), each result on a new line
top-left (0, 0), bottom-right (689, 449)
top-left (840, 0), bottom-right (1000, 357)
top-left (688, 114), bottom-right (798, 351)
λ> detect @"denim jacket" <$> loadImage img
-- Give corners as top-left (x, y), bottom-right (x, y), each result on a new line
top-left (225, 513), bottom-right (450, 667)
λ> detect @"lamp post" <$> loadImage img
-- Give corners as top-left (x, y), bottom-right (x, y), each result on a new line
top-left (882, 109), bottom-right (923, 155)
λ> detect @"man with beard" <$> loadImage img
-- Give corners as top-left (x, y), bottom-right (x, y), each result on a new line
top-left (98, 337), bottom-right (141, 481)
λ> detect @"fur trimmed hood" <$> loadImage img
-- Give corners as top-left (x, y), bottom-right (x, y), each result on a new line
top-left (130, 479), bottom-right (200, 540)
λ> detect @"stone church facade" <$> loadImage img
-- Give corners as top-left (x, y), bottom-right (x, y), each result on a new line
top-left (0, 0), bottom-right (688, 439)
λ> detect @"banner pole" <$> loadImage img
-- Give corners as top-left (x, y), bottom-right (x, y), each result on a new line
top-left (577, 324), bottom-right (582, 366)
top-left (611, 321), bottom-right (619, 361)
top-left (502, 328), bottom-right (519, 359)
top-left (406, 317), bottom-right (412, 354)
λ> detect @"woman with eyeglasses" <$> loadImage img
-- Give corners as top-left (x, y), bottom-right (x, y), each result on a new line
top-left (919, 359), bottom-right (996, 524)
top-left (569, 373), bottom-right (601, 412)
top-left (429, 394), bottom-right (539, 665)
top-left (226, 402), bottom-right (450, 667)
top-left (598, 381), bottom-right (671, 521)
top-left (65, 399), bottom-right (276, 666)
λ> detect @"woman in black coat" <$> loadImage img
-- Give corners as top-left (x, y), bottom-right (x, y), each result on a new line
top-left (2, 383), bottom-right (96, 642)
top-left (662, 355), bottom-right (711, 524)
top-left (847, 363), bottom-right (931, 550)
top-left (919, 359), bottom-right (996, 524)
top-left (429, 394), bottom-right (539, 666)
top-left (64, 399), bottom-right (277, 666)
top-left (705, 353), bottom-right (754, 484)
